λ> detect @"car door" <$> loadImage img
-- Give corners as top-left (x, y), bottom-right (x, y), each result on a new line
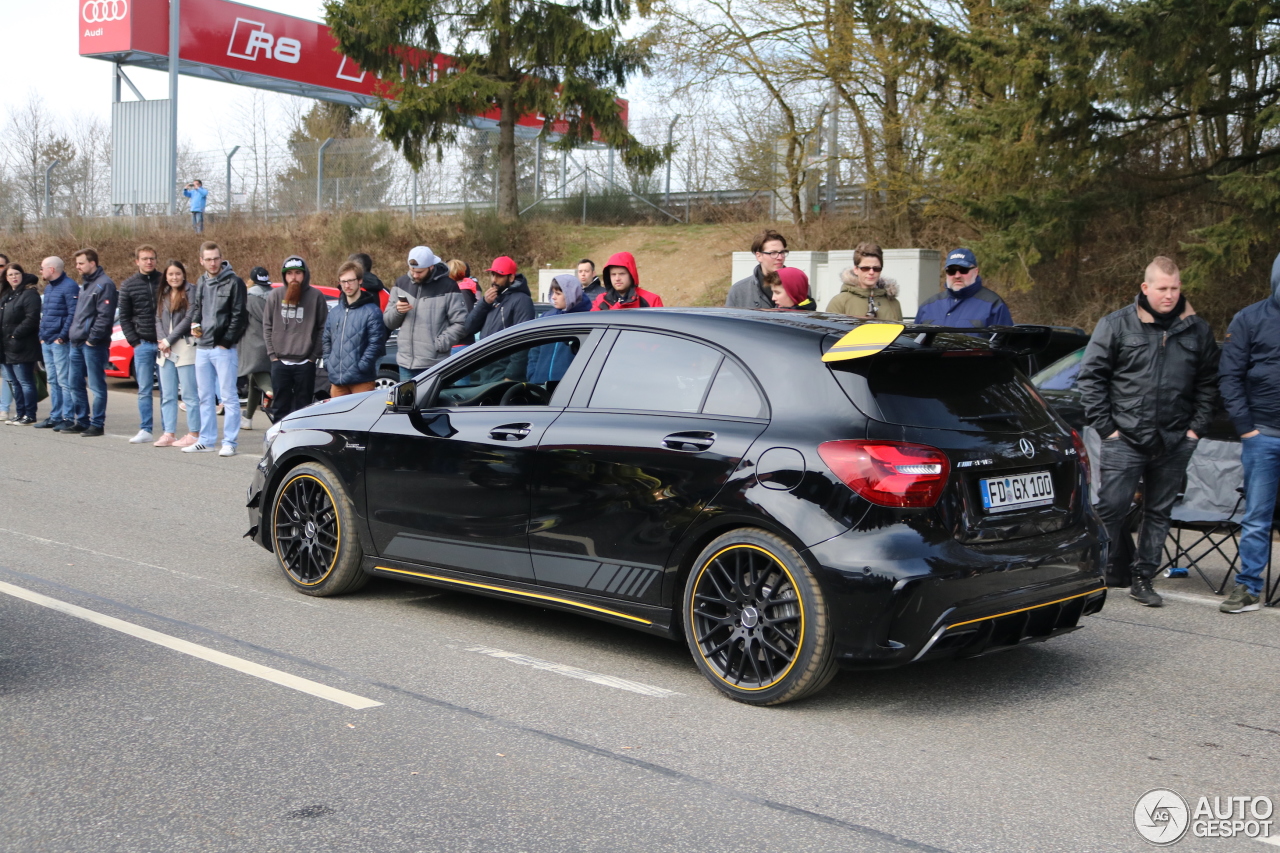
top-left (365, 330), bottom-right (598, 581)
top-left (530, 329), bottom-right (770, 604)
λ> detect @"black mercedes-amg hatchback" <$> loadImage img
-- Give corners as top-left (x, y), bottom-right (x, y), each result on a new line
top-left (246, 309), bottom-right (1107, 705)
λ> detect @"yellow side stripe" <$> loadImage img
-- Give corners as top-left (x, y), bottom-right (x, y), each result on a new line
top-left (374, 566), bottom-right (654, 625)
top-left (946, 587), bottom-right (1106, 630)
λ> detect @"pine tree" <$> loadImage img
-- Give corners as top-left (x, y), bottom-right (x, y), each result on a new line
top-left (325, 0), bottom-right (670, 221)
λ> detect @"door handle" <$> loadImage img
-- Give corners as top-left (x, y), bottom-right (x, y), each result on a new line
top-left (663, 431), bottom-right (715, 452)
top-left (490, 423), bottom-right (532, 441)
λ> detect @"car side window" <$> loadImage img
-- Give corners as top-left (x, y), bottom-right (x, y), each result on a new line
top-left (702, 358), bottom-right (767, 418)
top-left (435, 336), bottom-right (583, 407)
top-left (589, 331), bottom-right (723, 413)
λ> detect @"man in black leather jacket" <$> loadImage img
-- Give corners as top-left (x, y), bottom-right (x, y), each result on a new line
top-left (1077, 256), bottom-right (1219, 606)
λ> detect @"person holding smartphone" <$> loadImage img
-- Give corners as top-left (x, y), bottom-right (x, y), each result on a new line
top-left (383, 245), bottom-right (467, 381)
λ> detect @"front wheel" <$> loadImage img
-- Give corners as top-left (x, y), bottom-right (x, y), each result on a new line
top-left (684, 529), bottom-right (838, 705)
top-left (270, 462), bottom-right (368, 596)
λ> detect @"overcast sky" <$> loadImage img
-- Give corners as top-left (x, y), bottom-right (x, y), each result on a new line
top-left (9, 1), bottom-right (331, 146)
top-left (8, 0), bottom-right (653, 157)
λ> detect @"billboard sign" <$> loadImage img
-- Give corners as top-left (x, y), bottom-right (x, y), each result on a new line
top-left (79, 0), bottom-right (626, 135)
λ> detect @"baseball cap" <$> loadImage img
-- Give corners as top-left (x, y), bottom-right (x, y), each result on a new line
top-left (407, 246), bottom-right (439, 268)
top-left (249, 266), bottom-right (271, 284)
top-left (282, 256), bottom-right (306, 271)
top-left (487, 256), bottom-right (518, 276)
top-left (945, 248), bottom-right (978, 269)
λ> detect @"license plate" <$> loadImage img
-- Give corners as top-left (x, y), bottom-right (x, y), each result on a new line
top-left (979, 471), bottom-right (1055, 513)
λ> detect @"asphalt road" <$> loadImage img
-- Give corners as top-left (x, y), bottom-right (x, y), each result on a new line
top-left (1, 382), bottom-right (1278, 852)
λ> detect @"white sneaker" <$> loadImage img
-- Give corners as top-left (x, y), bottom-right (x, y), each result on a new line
top-left (219, 444), bottom-right (237, 457)
top-left (182, 443), bottom-right (215, 453)
top-left (129, 430), bottom-right (154, 444)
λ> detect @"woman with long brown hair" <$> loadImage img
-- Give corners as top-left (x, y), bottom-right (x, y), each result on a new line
top-left (154, 260), bottom-right (201, 447)
top-left (0, 263), bottom-right (42, 424)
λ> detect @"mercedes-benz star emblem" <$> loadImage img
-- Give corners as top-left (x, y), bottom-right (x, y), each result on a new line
top-left (83, 0), bottom-right (128, 23)
top-left (1019, 438), bottom-right (1034, 459)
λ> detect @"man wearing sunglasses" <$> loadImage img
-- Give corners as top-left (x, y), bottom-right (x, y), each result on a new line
top-left (726, 230), bottom-right (789, 309)
top-left (915, 248), bottom-right (1012, 328)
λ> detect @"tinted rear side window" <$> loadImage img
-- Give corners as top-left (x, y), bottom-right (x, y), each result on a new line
top-left (831, 355), bottom-right (1056, 433)
top-left (590, 331), bottom-right (722, 413)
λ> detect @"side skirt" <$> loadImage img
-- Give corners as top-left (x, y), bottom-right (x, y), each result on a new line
top-left (364, 557), bottom-right (679, 640)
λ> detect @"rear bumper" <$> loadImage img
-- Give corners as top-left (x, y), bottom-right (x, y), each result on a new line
top-left (804, 516), bottom-right (1106, 668)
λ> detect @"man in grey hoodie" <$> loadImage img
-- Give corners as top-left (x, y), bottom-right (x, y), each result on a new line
top-left (384, 245), bottom-right (467, 380)
top-left (263, 255), bottom-right (328, 422)
top-left (187, 241), bottom-right (248, 456)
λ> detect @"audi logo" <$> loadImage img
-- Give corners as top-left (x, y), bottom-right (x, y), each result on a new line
top-left (83, 0), bottom-right (128, 23)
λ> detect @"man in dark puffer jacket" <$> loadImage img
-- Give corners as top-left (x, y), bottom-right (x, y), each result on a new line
top-left (323, 260), bottom-right (387, 396)
top-left (36, 256), bottom-right (78, 430)
top-left (1215, 250), bottom-right (1280, 614)
top-left (1077, 256), bottom-right (1218, 606)
top-left (117, 244), bottom-right (163, 443)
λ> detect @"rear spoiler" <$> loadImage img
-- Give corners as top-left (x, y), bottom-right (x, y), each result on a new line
top-left (822, 324), bottom-right (1053, 363)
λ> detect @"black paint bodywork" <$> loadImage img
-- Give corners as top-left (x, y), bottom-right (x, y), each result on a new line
top-left (248, 309), bottom-right (1107, 667)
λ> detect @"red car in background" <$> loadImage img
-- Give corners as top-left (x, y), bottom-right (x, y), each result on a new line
top-left (107, 283), bottom-right (386, 379)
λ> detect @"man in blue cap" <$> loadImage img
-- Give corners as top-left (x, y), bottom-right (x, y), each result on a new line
top-left (915, 248), bottom-right (1013, 328)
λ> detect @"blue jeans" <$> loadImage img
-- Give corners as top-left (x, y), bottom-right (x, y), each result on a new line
top-left (0, 373), bottom-right (10, 416)
top-left (133, 340), bottom-right (158, 432)
top-left (1, 363), bottom-right (37, 419)
top-left (196, 346), bottom-right (240, 448)
top-left (399, 367), bottom-right (418, 381)
top-left (68, 342), bottom-right (109, 428)
top-left (1237, 433), bottom-right (1280, 595)
top-left (158, 358), bottom-right (200, 436)
top-left (192, 211), bottom-right (204, 232)
top-left (41, 341), bottom-right (71, 423)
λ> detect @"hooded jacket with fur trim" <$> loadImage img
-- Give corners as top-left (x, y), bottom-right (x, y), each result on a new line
top-left (592, 252), bottom-right (664, 310)
top-left (825, 273), bottom-right (903, 321)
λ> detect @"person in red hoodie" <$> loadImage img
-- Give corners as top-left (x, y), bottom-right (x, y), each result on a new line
top-left (592, 251), bottom-right (664, 310)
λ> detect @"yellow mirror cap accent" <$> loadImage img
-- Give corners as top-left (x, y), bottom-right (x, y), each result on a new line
top-left (821, 323), bottom-right (905, 362)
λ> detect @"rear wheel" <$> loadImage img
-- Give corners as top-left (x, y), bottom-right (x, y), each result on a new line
top-left (270, 462), bottom-right (368, 596)
top-left (684, 529), bottom-right (838, 705)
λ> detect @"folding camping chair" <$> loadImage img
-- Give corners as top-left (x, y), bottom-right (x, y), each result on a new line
top-left (1162, 487), bottom-right (1247, 594)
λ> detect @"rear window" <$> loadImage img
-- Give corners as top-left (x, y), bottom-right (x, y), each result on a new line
top-left (831, 354), bottom-right (1056, 433)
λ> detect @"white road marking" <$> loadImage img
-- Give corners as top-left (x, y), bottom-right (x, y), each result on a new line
top-left (0, 580), bottom-right (381, 710)
top-left (0, 526), bottom-right (318, 608)
top-left (1257, 836), bottom-right (1280, 848)
top-left (1161, 590), bottom-right (1280, 616)
top-left (465, 645), bottom-right (680, 697)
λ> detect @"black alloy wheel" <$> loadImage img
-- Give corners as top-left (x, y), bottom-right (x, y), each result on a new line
top-left (271, 462), bottom-right (368, 596)
top-left (684, 529), bottom-right (837, 705)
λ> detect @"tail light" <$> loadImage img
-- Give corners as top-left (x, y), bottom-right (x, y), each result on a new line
top-left (1071, 429), bottom-right (1091, 485)
top-left (817, 440), bottom-right (951, 508)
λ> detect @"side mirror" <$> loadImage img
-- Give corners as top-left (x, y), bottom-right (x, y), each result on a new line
top-left (390, 379), bottom-right (417, 412)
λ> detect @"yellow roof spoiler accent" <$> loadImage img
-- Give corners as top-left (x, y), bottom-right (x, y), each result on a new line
top-left (821, 323), bottom-right (905, 362)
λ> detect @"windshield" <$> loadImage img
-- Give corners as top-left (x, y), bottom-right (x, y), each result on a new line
top-left (831, 353), bottom-right (1057, 434)
top-left (1030, 348), bottom-right (1085, 391)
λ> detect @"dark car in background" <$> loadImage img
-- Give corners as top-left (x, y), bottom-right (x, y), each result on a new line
top-left (246, 312), bottom-right (1106, 705)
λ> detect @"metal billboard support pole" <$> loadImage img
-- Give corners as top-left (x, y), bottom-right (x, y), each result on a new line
top-left (225, 146), bottom-right (240, 214)
top-left (664, 114), bottom-right (680, 209)
top-left (169, 0), bottom-right (180, 216)
top-left (533, 134), bottom-right (543, 201)
top-left (44, 160), bottom-right (61, 220)
top-left (317, 137), bottom-right (334, 211)
top-left (826, 85), bottom-right (838, 209)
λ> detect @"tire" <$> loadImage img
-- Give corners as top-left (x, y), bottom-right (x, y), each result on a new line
top-left (270, 462), bottom-right (368, 596)
top-left (374, 370), bottom-right (399, 391)
top-left (683, 528), bottom-right (838, 705)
